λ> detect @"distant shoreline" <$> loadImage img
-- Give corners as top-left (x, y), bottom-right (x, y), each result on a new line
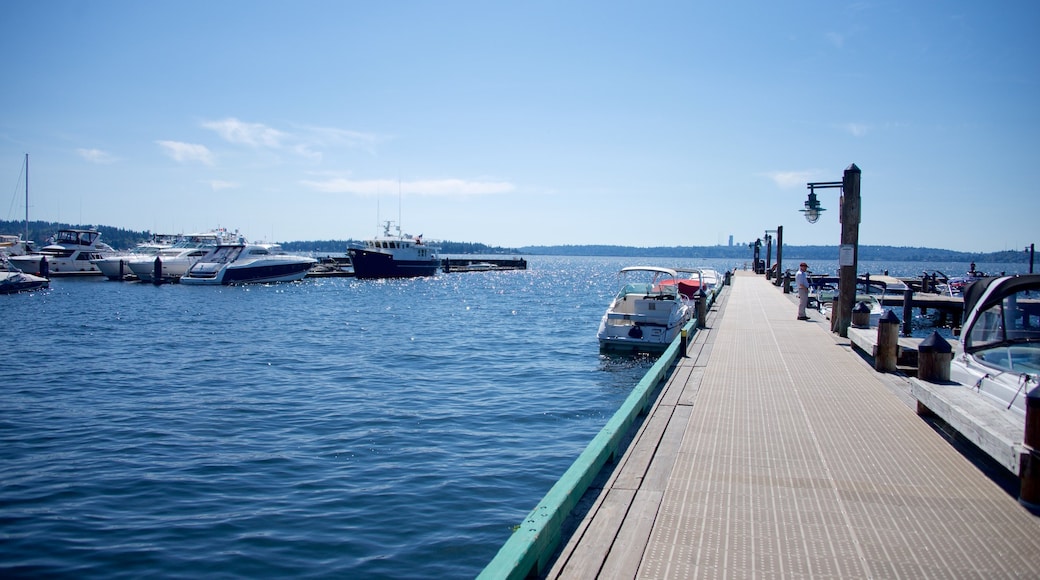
top-left (0, 219), bottom-right (1030, 263)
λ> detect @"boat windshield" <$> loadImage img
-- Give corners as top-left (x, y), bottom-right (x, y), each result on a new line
top-left (966, 288), bottom-right (1040, 351)
top-left (206, 246), bottom-right (244, 263)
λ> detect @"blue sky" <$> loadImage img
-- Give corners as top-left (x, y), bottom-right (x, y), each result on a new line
top-left (1, 1), bottom-right (1036, 252)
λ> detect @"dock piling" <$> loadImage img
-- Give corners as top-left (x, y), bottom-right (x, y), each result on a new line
top-left (1021, 388), bottom-right (1040, 508)
top-left (916, 331), bottom-right (952, 382)
top-left (902, 288), bottom-right (914, 336)
top-left (875, 310), bottom-right (900, 372)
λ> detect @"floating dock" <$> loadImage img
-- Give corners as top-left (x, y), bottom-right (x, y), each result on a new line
top-left (482, 271), bottom-right (1040, 579)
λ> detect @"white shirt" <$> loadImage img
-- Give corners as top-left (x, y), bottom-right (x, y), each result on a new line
top-left (795, 269), bottom-right (809, 290)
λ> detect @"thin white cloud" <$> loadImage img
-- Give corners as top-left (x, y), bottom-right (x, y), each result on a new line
top-left (839, 122), bottom-right (870, 137)
top-left (200, 118), bottom-right (386, 160)
top-left (202, 118), bottom-right (286, 148)
top-left (156, 140), bottom-right (214, 165)
top-left (301, 177), bottom-right (516, 196)
top-left (297, 125), bottom-right (387, 154)
top-left (207, 180), bottom-right (240, 191)
top-left (826, 32), bottom-right (844, 48)
top-left (77, 148), bottom-right (117, 164)
top-left (766, 171), bottom-right (815, 189)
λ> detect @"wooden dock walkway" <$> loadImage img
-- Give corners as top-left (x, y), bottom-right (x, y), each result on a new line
top-left (546, 271), bottom-right (1040, 578)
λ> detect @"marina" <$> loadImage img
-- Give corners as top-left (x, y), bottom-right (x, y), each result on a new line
top-left (483, 271), bottom-right (1040, 578)
top-left (2, 257), bottom-right (1038, 578)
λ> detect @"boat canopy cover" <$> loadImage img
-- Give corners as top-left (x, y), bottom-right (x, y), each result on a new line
top-left (962, 274), bottom-right (1040, 325)
top-left (619, 266), bottom-right (677, 277)
top-left (961, 274), bottom-right (1040, 352)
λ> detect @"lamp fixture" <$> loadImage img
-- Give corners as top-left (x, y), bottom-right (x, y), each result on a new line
top-left (801, 192), bottom-right (825, 224)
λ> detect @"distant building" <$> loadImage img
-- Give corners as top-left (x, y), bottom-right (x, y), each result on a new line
top-left (728, 235), bottom-right (733, 247)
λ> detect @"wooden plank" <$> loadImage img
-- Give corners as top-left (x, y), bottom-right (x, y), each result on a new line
top-left (677, 367), bottom-right (706, 407)
top-left (641, 404), bottom-right (694, 491)
top-left (600, 490), bottom-right (665, 579)
top-left (549, 488), bottom-right (638, 580)
top-left (612, 403), bottom-right (676, 490)
top-left (909, 377), bottom-right (1026, 474)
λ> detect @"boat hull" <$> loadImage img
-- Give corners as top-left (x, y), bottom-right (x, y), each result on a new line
top-left (8, 255), bottom-right (105, 276)
top-left (0, 271), bottom-right (49, 294)
top-left (92, 257), bottom-right (138, 280)
top-left (180, 260), bottom-right (314, 285)
top-left (348, 248), bottom-right (439, 279)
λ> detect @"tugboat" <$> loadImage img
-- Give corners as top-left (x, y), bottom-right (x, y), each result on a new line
top-left (348, 221), bottom-right (439, 279)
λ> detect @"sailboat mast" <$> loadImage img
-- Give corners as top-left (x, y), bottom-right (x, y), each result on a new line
top-left (24, 153), bottom-right (29, 243)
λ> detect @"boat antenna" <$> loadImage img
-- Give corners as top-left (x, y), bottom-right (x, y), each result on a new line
top-left (398, 177), bottom-right (402, 231)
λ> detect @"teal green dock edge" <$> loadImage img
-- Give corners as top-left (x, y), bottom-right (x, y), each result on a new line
top-left (478, 284), bottom-right (721, 579)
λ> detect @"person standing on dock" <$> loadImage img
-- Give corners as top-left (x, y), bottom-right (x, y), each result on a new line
top-left (796, 262), bottom-right (810, 320)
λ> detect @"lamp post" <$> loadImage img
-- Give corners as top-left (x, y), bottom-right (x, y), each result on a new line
top-left (764, 230), bottom-right (776, 279)
top-left (774, 225), bottom-right (784, 286)
top-left (749, 238), bottom-right (762, 273)
top-left (805, 164), bottom-right (861, 338)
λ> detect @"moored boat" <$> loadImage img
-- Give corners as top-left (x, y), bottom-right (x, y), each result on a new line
top-left (179, 243), bottom-right (316, 285)
top-left (949, 274), bottom-right (1040, 417)
top-left (8, 229), bottom-right (117, 276)
top-left (91, 234), bottom-right (180, 280)
top-left (128, 230), bottom-right (241, 282)
top-left (348, 221), bottom-right (438, 279)
top-left (597, 266), bottom-right (692, 354)
top-left (0, 254), bottom-right (49, 294)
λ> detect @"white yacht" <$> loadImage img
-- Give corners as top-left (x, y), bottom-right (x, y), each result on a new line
top-left (179, 243), bottom-right (316, 285)
top-left (128, 230), bottom-right (241, 283)
top-left (0, 234), bottom-right (34, 257)
top-left (597, 266), bottom-right (692, 354)
top-left (92, 234), bottom-right (180, 280)
top-left (949, 274), bottom-right (1040, 417)
top-left (8, 229), bottom-right (117, 276)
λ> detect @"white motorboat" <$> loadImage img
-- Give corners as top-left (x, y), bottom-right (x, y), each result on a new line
top-left (179, 243), bottom-right (316, 285)
top-left (949, 274), bottom-right (1040, 417)
top-left (8, 229), bottom-right (117, 276)
top-left (0, 254), bottom-right (49, 294)
top-left (348, 221), bottom-right (439, 279)
top-left (128, 230), bottom-right (241, 282)
top-left (597, 266), bottom-right (692, 354)
top-left (91, 234), bottom-right (180, 280)
top-left (0, 234), bottom-right (34, 257)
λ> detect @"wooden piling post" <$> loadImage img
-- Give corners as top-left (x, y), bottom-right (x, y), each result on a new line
top-left (902, 288), bottom-right (914, 336)
top-left (696, 292), bottom-right (706, 329)
top-left (917, 331), bottom-right (952, 382)
top-left (875, 310), bottom-right (900, 372)
top-left (1021, 387), bottom-right (1040, 508)
top-left (680, 327), bottom-right (689, 357)
top-left (851, 301), bottom-right (871, 328)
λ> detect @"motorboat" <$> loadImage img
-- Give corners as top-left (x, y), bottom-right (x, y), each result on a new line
top-left (348, 221), bottom-right (439, 279)
top-left (672, 267), bottom-right (720, 296)
top-left (0, 255), bottom-right (49, 294)
top-left (128, 230), bottom-right (241, 282)
top-left (8, 229), bottom-right (117, 276)
top-left (0, 234), bottom-right (34, 257)
top-left (179, 243), bottom-right (316, 285)
top-left (597, 266), bottom-right (692, 354)
top-left (306, 254), bottom-right (355, 278)
top-left (91, 234), bottom-right (180, 280)
top-left (949, 274), bottom-right (1040, 417)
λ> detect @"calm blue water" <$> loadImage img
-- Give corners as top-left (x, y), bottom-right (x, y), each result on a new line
top-left (0, 256), bottom-right (1026, 578)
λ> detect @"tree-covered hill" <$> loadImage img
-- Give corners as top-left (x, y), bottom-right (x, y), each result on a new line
top-left (0, 220), bottom-right (1029, 263)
